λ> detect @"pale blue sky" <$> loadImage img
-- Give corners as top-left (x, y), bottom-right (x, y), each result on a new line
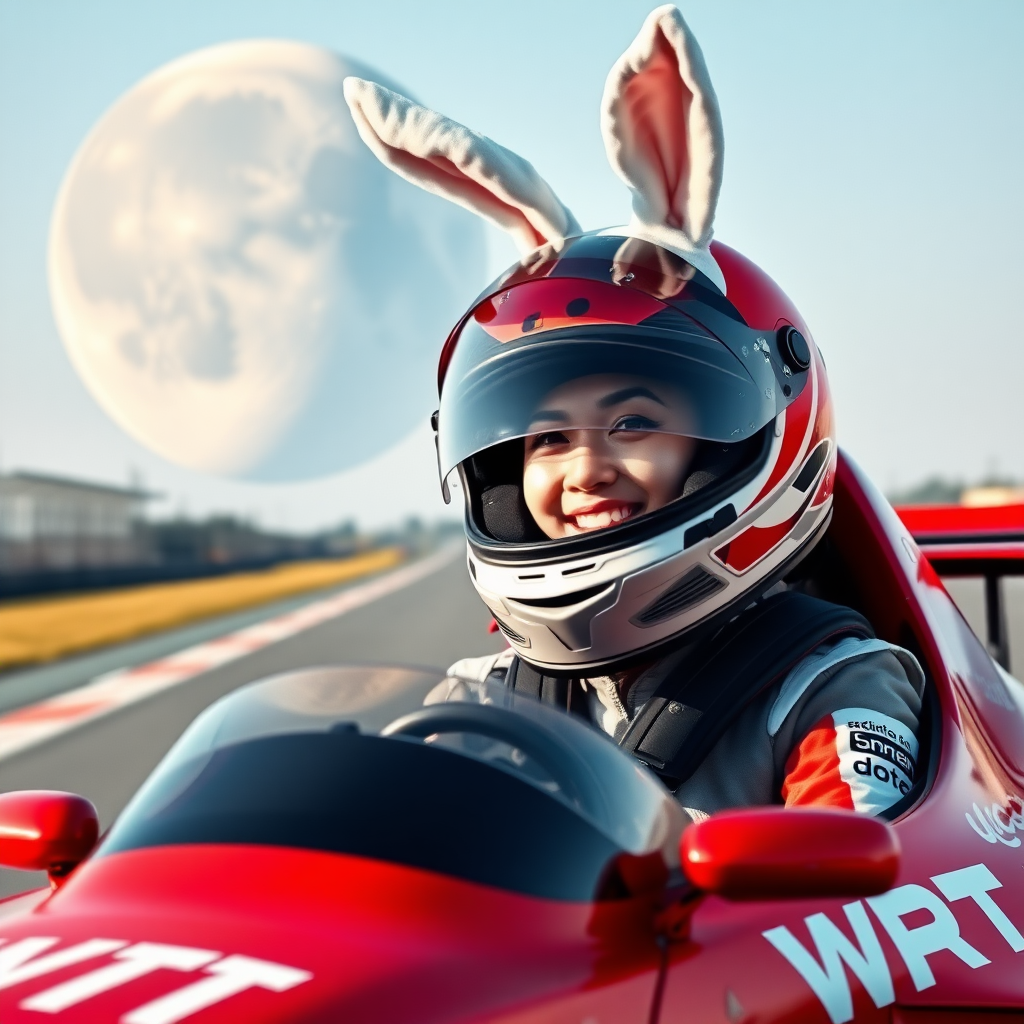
top-left (1, 1), bottom-right (1022, 529)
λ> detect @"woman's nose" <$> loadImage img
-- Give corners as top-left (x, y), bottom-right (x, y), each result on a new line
top-left (563, 443), bottom-right (617, 490)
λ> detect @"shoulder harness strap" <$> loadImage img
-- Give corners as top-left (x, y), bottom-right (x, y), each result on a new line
top-left (620, 592), bottom-right (874, 788)
top-left (505, 657), bottom-right (588, 715)
top-left (506, 657), bottom-right (559, 703)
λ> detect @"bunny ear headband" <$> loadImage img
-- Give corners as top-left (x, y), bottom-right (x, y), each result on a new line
top-left (342, 4), bottom-right (726, 292)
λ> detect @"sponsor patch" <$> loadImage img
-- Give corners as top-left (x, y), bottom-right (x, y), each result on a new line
top-left (966, 794), bottom-right (1024, 847)
top-left (832, 708), bottom-right (918, 814)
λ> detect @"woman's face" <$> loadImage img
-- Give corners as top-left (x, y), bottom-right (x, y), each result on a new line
top-left (522, 375), bottom-right (696, 539)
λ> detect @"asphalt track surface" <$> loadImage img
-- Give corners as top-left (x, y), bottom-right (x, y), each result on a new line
top-left (0, 555), bottom-right (1019, 900)
top-left (0, 550), bottom-right (503, 898)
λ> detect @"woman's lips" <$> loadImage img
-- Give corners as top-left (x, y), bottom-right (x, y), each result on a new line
top-left (564, 500), bottom-right (642, 532)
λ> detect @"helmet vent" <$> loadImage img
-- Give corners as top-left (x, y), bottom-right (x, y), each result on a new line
top-left (793, 441), bottom-right (830, 493)
top-left (512, 583), bottom-right (610, 608)
top-left (495, 619), bottom-right (529, 646)
top-left (562, 563), bottom-right (596, 576)
top-left (632, 567), bottom-right (726, 627)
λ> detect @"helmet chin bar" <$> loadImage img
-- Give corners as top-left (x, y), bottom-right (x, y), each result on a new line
top-left (472, 502), bottom-right (833, 676)
top-left (460, 421), bottom-right (836, 674)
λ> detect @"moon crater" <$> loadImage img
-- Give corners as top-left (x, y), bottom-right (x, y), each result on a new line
top-left (49, 41), bottom-right (484, 481)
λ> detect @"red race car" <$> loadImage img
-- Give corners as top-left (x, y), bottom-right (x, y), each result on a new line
top-left (0, 455), bottom-right (1023, 1024)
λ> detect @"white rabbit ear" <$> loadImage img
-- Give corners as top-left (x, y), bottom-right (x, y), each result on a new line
top-left (601, 5), bottom-right (726, 291)
top-left (343, 77), bottom-right (581, 256)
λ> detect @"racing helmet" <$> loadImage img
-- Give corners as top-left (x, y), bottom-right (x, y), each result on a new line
top-left (434, 233), bottom-right (836, 673)
top-left (342, 8), bottom-right (836, 672)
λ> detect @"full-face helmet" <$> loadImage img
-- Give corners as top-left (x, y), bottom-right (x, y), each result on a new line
top-left (434, 233), bottom-right (835, 672)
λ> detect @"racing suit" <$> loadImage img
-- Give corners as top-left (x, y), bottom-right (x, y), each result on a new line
top-left (446, 628), bottom-right (924, 823)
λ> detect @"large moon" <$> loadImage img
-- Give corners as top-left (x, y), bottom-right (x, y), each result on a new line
top-left (49, 42), bottom-right (485, 481)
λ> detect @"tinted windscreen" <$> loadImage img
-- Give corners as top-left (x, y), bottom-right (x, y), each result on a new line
top-left (97, 667), bottom-right (685, 900)
top-left (101, 731), bottom-right (622, 901)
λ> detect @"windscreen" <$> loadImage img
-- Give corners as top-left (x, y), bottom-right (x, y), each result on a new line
top-left (99, 666), bottom-right (685, 901)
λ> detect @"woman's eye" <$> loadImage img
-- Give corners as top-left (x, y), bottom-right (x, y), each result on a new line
top-left (529, 431), bottom-right (570, 450)
top-left (611, 414), bottom-right (660, 433)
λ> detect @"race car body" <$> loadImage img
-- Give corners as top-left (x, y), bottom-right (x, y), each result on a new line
top-left (895, 497), bottom-right (1024, 672)
top-left (1, 452), bottom-right (1024, 1024)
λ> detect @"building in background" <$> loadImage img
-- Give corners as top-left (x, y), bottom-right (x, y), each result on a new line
top-left (0, 470), bottom-right (373, 599)
top-left (0, 470), bottom-right (448, 600)
top-left (0, 472), bottom-right (152, 573)
top-left (890, 476), bottom-right (1024, 508)
top-left (961, 485), bottom-right (1024, 508)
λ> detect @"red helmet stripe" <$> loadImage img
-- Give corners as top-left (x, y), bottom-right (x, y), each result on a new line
top-left (747, 347), bottom-right (817, 510)
top-left (714, 503), bottom-right (806, 574)
top-left (811, 452), bottom-right (837, 509)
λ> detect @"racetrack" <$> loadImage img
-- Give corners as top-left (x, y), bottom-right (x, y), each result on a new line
top-left (0, 548), bottom-right (503, 898)
top-left (0, 547), bottom-right (404, 672)
top-left (0, 551), bottom-right (1020, 901)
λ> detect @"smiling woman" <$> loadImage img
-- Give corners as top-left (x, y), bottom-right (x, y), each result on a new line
top-left (435, 238), bottom-right (791, 552)
top-left (522, 375), bottom-right (698, 538)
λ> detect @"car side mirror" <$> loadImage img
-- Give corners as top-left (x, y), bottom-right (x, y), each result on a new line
top-left (680, 807), bottom-right (900, 900)
top-left (0, 790), bottom-right (99, 888)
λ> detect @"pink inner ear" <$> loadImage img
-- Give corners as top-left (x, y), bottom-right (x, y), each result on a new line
top-left (378, 144), bottom-right (546, 251)
top-left (622, 30), bottom-right (692, 231)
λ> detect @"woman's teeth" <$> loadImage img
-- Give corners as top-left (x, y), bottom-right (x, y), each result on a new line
top-left (572, 506), bottom-right (635, 529)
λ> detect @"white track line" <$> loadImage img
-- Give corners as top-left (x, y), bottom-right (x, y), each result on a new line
top-left (0, 545), bottom-right (461, 762)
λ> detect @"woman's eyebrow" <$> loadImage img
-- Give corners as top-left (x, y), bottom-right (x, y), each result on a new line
top-left (598, 386), bottom-right (666, 409)
top-left (529, 409), bottom-right (569, 424)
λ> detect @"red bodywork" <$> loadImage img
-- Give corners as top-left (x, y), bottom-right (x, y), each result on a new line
top-left (896, 502), bottom-right (1024, 568)
top-left (0, 791), bottom-right (98, 877)
top-left (894, 500), bottom-right (1024, 673)
top-left (2, 455), bottom-right (1024, 1023)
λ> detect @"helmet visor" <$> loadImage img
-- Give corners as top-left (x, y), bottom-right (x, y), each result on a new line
top-left (437, 317), bottom-right (783, 481)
